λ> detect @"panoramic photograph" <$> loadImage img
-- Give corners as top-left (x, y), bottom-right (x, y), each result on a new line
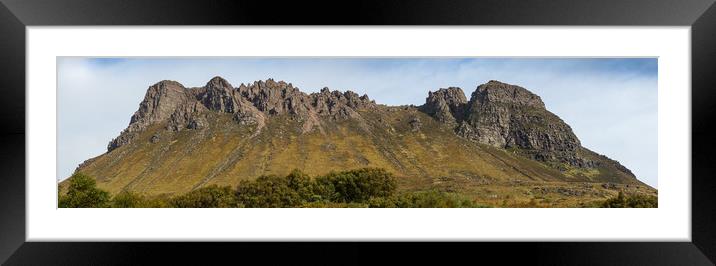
top-left (57, 58), bottom-right (657, 208)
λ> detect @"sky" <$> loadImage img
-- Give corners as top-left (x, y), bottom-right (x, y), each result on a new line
top-left (57, 57), bottom-right (658, 187)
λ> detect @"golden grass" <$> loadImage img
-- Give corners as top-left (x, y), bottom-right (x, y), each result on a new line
top-left (70, 109), bottom-right (655, 204)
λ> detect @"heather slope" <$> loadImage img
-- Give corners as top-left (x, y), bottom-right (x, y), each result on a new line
top-left (67, 77), bottom-right (653, 198)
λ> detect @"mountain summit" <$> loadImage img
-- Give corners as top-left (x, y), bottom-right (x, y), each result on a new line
top-left (74, 77), bottom-right (649, 196)
top-left (107, 77), bottom-right (376, 151)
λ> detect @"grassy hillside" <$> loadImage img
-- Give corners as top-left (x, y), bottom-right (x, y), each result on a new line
top-left (68, 105), bottom-right (653, 202)
top-left (60, 167), bottom-right (656, 208)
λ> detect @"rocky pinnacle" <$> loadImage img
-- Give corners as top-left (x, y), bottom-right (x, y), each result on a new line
top-left (422, 80), bottom-right (590, 167)
top-left (107, 76), bottom-right (375, 152)
top-left (107, 77), bottom-right (607, 171)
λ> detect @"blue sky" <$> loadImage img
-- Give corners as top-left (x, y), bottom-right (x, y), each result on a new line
top-left (57, 57), bottom-right (658, 187)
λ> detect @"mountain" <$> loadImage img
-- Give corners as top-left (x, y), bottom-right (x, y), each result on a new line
top-left (68, 77), bottom-right (653, 199)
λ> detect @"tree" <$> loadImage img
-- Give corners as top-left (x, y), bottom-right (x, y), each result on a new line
top-left (111, 191), bottom-right (169, 208)
top-left (625, 193), bottom-right (658, 208)
top-left (58, 173), bottom-right (111, 208)
top-left (314, 168), bottom-right (397, 203)
top-left (285, 169), bottom-right (314, 201)
top-left (601, 191), bottom-right (657, 208)
top-left (111, 191), bottom-right (146, 208)
top-left (170, 185), bottom-right (238, 208)
top-left (602, 191), bottom-right (627, 208)
top-left (236, 174), bottom-right (307, 207)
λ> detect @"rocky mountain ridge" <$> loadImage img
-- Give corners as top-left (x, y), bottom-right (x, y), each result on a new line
top-left (110, 77), bottom-right (608, 171)
top-left (108, 77), bottom-right (376, 151)
top-left (107, 76), bottom-right (626, 172)
top-left (422, 80), bottom-right (591, 168)
top-left (74, 76), bottom-right (647, 196)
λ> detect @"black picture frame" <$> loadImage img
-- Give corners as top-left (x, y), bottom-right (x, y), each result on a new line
top-left (1, 0), bottom-right (714, 264)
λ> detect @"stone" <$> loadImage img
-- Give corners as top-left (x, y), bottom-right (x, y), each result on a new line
top-left (107, 76), bottom-right (376, 152)
top-left (601, 183), bottom-right (618, 189)
top-left (150, 134), bottom-right (160, 143)
top-left (420, 80), bottom-right (590, 168)
top-left (108, 80), bottom-right (191, 151)
top-left (409, 116), bottom-right (422, 132)
top-left (198, 76), bottom-right (241, 113)
top-left (91, 76), bottom-right (646, 193)
top-left (420, 87), bottom-right (467, 125)
top-left (103, 77), bottom-right (636, 183)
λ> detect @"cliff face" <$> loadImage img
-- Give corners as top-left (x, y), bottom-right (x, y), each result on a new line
top-left (421, 80), bottom-right (595, 169)
top-left (77, 77), bottom-right (645, 196)
top-left (108, 77), bottom-right (375, 152)
top-left (107, 80), bottom-right (194, 151)
top-left (420, 87), bottom-right (467, 125)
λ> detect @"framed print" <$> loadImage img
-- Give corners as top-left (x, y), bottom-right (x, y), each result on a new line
top-left (1, 0), bottom-right (715, 264)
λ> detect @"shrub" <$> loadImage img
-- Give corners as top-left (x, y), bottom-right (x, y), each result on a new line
top-left (111, 191), bottom-right (146, 208)
top-left (285, 169), bottom-right (315, 201)
top-left (367, 190), bottom-right (482, 208)
top-left (111, 191), bottom-right (170, 208)
top-left (397, 190), bottom-right (478, 208)
top-left (315, 168), bottom-right (397, 203)
top-left (170, 185), bottom-right (238, 208)
top-left (58, 168), bottom-right (501, 208)
top-left (601, 191), bottom-right (657, 208)
top-left (366, 196), bottom-right (399, 208)
top-left (310, 175), bottom-right (336, 202)
top-left (58, 173), bottom-right (111, 208)
top-left (235, 168), bottom-right (398, 207)
top-left (626, 194), bottom-right (658, 208)
top-left (602, 191), bottom-right (628, 208)
top-left (300, 201), bottom-right (369, 208)
top-left (236, 174), bottom-right (308, 208)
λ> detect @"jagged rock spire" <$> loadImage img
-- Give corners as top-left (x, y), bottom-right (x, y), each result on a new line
top-left (420, 80), bottom-right (587, 167)
top-left (107, 80), bottom-right (191, 151)
top-left (107, 77), bottom-right (376, 152)
top-left (108, 77), bottom-right (589, 169)
top-left (420, 87), bottom-right (467, 125)
top-left (470, 80), bottom-right (545, 109)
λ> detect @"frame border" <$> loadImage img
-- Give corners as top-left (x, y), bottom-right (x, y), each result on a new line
top-left (1, 0), bottom-right (715, 264)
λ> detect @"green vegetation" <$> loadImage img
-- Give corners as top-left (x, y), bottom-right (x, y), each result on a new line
top-left (59, 173), bottom-right (111, 208)
top-left (314, 168), bottom-right (397, 203)
top-left (110, 191), bottom-right (170, 208)
top-left (58, 169), bottom-right (656, 208)
top-left (234, 169), bottom-right (313, 207)
top-left (111, 191), bottom-right (147, 208)
top-left (75, 111), bottom-right (638, 197)
top-left (601, 191), bottom-right (658, 208)
top-left (170, 185), bottom-right (238, 208)
top-left (368, 190), bottom-right (485, 208)
top-left (60, 168), bottom-right (477, 208)
top-left (236, 168), bottom-right (396, 207)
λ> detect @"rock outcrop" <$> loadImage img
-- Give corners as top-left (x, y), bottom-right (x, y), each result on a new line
top-left (420, 87), bottom-right (467, 125)
top-left (78, 77), bottom-right (648, 197)
top-left (421, 80), bottom-right (592, 168)
top-left (107, 80), bottom-right (193, 151)
top-left (107, 77), bottom-right (376, 152)
top-left (108, 78), bottom-right (604, 169)
top-left (106, 77), bottom-right (632, 177)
